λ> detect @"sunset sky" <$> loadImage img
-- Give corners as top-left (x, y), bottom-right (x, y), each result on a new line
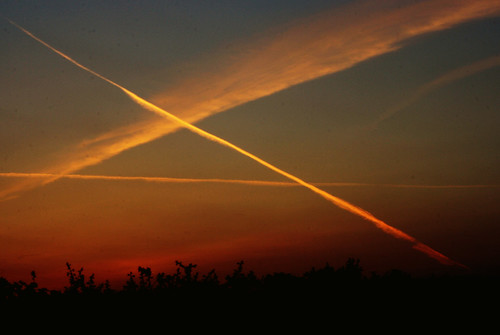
top-left (1, 0), bottom-right (500, 289)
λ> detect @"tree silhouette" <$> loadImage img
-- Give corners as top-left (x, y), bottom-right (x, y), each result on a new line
top-left (64, 262), bottom-right (107, 296)
top-left (1, 257), bottom-right (495, 306)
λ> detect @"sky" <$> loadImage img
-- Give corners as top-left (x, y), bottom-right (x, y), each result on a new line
top-left (1, 0), bottom-right (499, 289)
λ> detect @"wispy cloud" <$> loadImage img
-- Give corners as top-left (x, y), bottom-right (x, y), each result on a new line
top-left (369, 55), bottom-right (500, 129)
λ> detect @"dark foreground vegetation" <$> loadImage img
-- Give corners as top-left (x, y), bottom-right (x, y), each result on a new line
top-left (1, 258), bottom-right (499, 310)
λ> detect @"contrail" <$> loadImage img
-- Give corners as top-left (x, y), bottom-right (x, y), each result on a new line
top-left (0, 172), bottom-right (293, 187)
top-left (150, 0), bottom-right (500, 120)
top-left (7, 19), bottom-right (468, 268)
top-left (2, 172), bottom-right (499, 189)
top-left (3, 0), bottom-right (499, 201)
top-left (370, 55), bottom-right (500, 129)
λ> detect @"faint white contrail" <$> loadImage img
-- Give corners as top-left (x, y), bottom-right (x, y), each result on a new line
top-left (7, 19), bottom-right (468, 268)
top-left (370, 55), bottom-right (500, 129)
top-left (2, 172), bottom-right (499, 189)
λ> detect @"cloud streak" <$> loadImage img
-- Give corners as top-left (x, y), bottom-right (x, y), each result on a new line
top-left (370, 55), bottom-right (500, 129)
top-left (6, 18), bottom-right (474, 268)
top-left (149, 0), bottom-right (500, 120)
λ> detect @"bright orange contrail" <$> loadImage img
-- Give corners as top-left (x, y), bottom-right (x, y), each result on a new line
top-left (6, 19), bottom-right (467, 268)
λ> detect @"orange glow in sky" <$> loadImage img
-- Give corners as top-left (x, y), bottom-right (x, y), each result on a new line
top-left (6, 17), bottom-right (474, 268)
top-left (1, 0), bottom-right (500, 288)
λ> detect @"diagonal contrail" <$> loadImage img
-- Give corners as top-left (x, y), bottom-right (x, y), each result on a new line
top-left (6, 19), bottom-right (468, 268)
top-left (2, 172), bottom-right (499, 189)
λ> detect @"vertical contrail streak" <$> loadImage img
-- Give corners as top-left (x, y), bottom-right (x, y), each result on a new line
top-left (7, 19), bottom-right (467, 268)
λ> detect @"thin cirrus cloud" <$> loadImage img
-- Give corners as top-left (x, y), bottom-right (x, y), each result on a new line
top-left (369, 55), bottom-right (500, 130)
top-left (5, 14), bottom-right (479, 268)
top-left (2, 0), bottom-right (499, 202)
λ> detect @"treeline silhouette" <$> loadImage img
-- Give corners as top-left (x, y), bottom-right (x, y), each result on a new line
top-left (1, 258), bottom-right (498, 307)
